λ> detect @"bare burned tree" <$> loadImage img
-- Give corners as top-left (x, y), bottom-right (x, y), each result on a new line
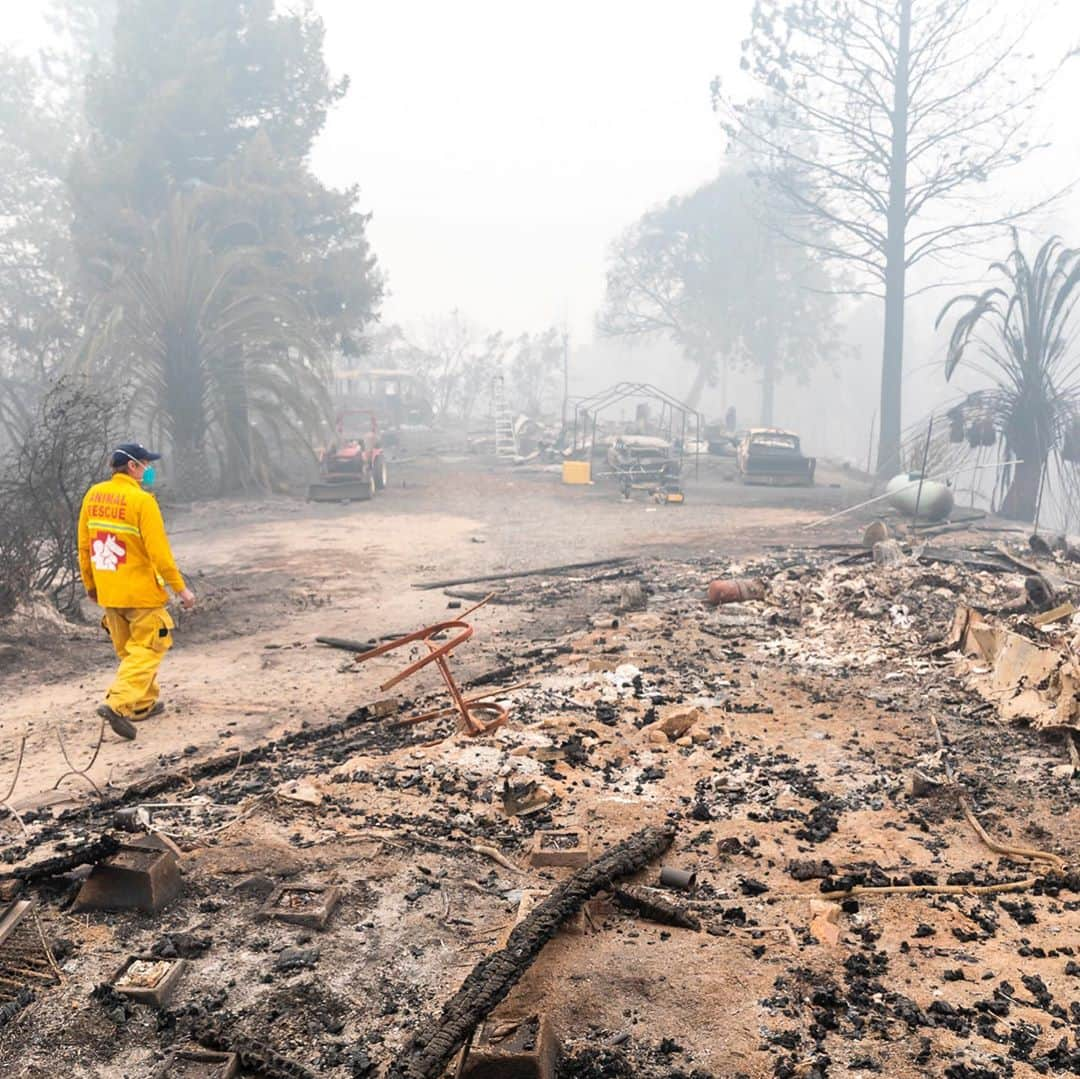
top-left (403, 312), bottom-right (511, 423)
top-left (719, 0), bottom-right (1063, 474)
top-left (599, 197), bottom-right (725, 411)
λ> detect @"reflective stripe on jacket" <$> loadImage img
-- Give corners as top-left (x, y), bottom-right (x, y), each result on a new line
top-left (77, 473), bottom-right (186, 608)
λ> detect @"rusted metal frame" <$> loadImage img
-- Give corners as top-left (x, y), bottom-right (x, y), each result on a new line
top-left (390, 683), bottom-right (526, 731)
top-left (431, 651), bottom-right (477, 732)
top-left (570, 380), bottom-right (703, 479)
top-left (426, 641), bottom-right (505, 735)
top-left (372, 622), bottom-right (475, 691)
top-left (354, 611), bottom-right (506, 736)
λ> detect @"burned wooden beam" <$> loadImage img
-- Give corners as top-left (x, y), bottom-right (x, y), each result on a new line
top-left (464, 647), bottom-right (574, 690)
top-left (6, 834), bottom-right (120, 883)
top-left (314, 635), bottom-right (377, 653)
top-left (0, 705), bottom-right (411, 871)
top-left (612, 884), bottom-right (701, 931)
top-left (117, 702), bottom-right (391, 803)
top-left (464, 665), bottom-right (517, 689)
top-left (384, 823), bottom-right (676, 1079)
top-left (315, 628), bottom-right (426, 652)
top-left (412, 557), bottom-right (632, 591)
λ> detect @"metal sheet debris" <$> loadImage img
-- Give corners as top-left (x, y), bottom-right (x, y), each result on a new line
top-left (954, 605), bottom-right (1080, 729)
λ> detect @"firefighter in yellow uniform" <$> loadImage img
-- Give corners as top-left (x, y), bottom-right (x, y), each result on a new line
top-left (77, 443), bottom-right (196, 741)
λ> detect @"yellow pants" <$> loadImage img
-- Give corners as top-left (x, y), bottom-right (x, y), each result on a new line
top-left (102, 607), bottom-right (174, 718)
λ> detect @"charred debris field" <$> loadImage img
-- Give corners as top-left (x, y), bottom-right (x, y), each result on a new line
top-left (1, 529), bottom-right (1079, 1079)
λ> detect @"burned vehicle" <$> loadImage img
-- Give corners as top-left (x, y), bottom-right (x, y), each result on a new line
top-left (332, 368), bottom-right (433, 427)
top-left (606, 435), bottom-right (683, 499)
top-left (736, 427), bottom-right (816, 486)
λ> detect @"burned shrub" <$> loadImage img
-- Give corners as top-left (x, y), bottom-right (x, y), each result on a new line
top-left (0, 377), bottom-right (128, 616)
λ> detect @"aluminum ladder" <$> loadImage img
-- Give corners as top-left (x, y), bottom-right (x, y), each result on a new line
top-left (492, 372), bottom-right (516, 459)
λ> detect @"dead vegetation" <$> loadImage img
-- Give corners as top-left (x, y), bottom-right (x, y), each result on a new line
top-left (0, 379), bottom-right (127, 617)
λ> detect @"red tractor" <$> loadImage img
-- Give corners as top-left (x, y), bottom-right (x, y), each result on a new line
top-left (307, 410), bottom-right (389, 502)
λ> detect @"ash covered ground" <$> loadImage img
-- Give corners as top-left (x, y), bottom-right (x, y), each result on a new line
top-left (0, 460), bottom-right (1078, 1078)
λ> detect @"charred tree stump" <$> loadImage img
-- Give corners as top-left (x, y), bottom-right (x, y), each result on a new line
top-left (384, 823), bottom-right (676, 1079)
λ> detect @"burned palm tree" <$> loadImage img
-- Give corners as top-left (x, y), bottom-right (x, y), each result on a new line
top-left (937, 233), bottom-right (1080, 523)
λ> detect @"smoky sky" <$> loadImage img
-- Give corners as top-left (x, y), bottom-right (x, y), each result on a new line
top-left (5, 1), bottom-right (1080, 346)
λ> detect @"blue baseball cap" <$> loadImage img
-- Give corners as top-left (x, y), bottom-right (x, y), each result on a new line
top-left (111, 442), bottom-right (162, 468)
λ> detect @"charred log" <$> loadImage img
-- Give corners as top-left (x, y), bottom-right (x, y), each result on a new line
top-left (5, 834), bottom-right (120, 882)
top-left (385, 823), bottom-right (676, 1079)
top-left (612, 884), bottom-right (701, 930)
top-left (413, 557), bottom-right (632, 591)
top-left (49, 703), bottom-right (394, 819)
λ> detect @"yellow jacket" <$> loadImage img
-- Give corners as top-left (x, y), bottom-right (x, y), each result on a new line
top-left (78, 473), bottom-right (187, 608)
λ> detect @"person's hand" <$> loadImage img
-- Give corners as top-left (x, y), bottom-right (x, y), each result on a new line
top-left (87, 589), bottom-right (97, 603)
top-left (179, 588), bottom-right (196, 610)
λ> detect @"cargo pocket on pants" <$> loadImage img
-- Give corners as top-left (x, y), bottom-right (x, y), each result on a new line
top-left (140, 609), bottom-right (175, 655)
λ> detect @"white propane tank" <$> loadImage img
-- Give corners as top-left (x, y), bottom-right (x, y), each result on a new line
top-left (885, 472), bottom-right (955, 522)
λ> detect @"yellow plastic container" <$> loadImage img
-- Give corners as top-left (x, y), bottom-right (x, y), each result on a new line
top-left (562, 460), bottom-right (591, 485)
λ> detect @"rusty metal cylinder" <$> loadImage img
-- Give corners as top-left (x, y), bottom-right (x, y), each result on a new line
top-left (707, 577), bottom-right (767, 606)
top-left (659, 866), bottom-right (697, 891)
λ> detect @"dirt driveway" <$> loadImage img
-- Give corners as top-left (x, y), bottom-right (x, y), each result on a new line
top-left (0, 458), bottom-right (852, 810)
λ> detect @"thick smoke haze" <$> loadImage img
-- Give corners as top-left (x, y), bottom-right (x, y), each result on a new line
top-left (5, 1), bottom-right (1080, 463)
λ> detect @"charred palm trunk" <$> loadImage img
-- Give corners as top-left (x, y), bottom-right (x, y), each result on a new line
top-left (164, 323), bottom-right (211, 497)
top-left (1000, 400), bottom-right (1050, 522)
top-left (999, 454), bottom-right (1043, 522)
